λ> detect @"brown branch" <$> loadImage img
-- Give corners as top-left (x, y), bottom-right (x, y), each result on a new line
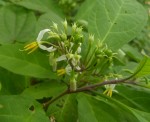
top-left (43, 89), bottom-right (69, 111)
top-left (43, 76), bottom-right (131, 110)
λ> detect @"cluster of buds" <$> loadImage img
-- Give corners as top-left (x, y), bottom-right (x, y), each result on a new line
top-left (23, 20), bottom-right (117, 94)
top-left (24, 20), bottom-right (83, 91)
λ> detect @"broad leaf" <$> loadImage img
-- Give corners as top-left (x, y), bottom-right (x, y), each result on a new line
top-left (0, 95), bottom-right (49, 122)
top-left (115, 85), bottom-right (150, 113)
top-left (132, 56), bottom-right (150, 78)
top-left (10, 0), bottom-right (64, 17)
top-left (0, 68), bottom-right (27, 95)
top-left (88, 0), bottom-right (147, 50)
top-left (23, 81), bottom-right (66, 99)
top-left (75, 0), bottom-right (97, 20)
top-left (122, 44), bottom-right (143, 62)
top-left (0, 44), bottom-right (57, 79)
top-left (36, 12), bottom-right (64, 33)
top-left (77, 93), bottom-right (150, 122)
top-left (47, 94), bottom-right (78, 122)
top-left (0, 5), bottom-right (36, 44)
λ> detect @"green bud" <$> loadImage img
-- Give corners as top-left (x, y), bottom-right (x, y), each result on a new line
top-left (52, 22), bottom-right (58, 31)
top-left (76, 27), bottom-right (83, 34)
top-left (49, 52), bottom-right (57, 71)
top-left (89, 34), bottom-right (94, 42)
top-left (49, 31), bottom-right (60, 40)
top-left (74, 54), bottom-right (81, 61)
top-left (70, 78), bottom-right (77, 91)
top-left (66, 53), bottom-right (74, 60)
top-left (60, 33), bottom-right (67, 41)
top-left (105, 49), bottom-right (113, 57)
top-left (72, 23), bottom-right (77, 33)
top-left (62, 19), bottom-right (68, 33)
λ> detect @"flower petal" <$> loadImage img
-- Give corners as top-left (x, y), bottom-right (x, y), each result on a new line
top-left (56, 55), bottom-right (67, 62)
top-left (39, 45), bottom-right (56, 52)
top-left (37, 29), bottom-right (51, 42)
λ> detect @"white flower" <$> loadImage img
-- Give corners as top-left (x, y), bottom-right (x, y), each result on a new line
top-left (57, 64), bottom-right (72, 76)
top-left (77, 43), bottom-right (82, 53)
top-left (65, 64), bottom-right (72, 75)
top-left (56, 55), bottom-right (67, 62)
top-left (103, 84), bottom-right (118, 97)
top-left (37, 29), bottom-right (56, 52)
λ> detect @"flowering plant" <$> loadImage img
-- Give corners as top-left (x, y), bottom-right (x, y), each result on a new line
top-left (0, 0), bottom-right (149, 122)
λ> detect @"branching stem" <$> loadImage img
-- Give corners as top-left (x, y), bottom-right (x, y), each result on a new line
top-left (43, 76), bottom-right (132, 110)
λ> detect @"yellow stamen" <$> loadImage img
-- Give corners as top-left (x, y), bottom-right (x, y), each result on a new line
top-left (57, 69), bottom-right (66, 76)
top-left (24, 41), bottom-right (38, 54)
top-left (103, 89), bottom-right (113, 97)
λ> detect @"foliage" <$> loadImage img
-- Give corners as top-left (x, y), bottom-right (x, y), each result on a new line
top-left (0, 0), bottom-right (150, 122)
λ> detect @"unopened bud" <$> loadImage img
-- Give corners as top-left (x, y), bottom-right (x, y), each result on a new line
top-left (62, 19), bottom-right (67, 32)
top-left (76, 27), bottom-right (83, 34)
top-left (52, 22), bottom-right (58, 31)
top-left (89, 34), bottom-right (94, 42)
top-left (49, 31), bottom-right (60, 39)
top-left (72, 23), bottom-right (77, 32)
top-left (70, 78), bottom-right (77, 91)
top-left (61, 33), bottom-right (67, 41)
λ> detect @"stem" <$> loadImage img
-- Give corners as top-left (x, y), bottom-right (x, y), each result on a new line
top-left (43, 76), bottom-right (131, 110)
top-left (43, 89), bottom-right (69, 110)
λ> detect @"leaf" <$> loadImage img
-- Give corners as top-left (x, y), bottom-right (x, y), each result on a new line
top-left (10, 0), bottom-right (64, 17)
top-left (47, 94), bottom-right (78, 122)
top-left (122, 44), bottom-right (143, 62)
top-left (88, 0), bottom-right (148, 50)
top-left (23, 81), bottom-right (66, 99)
top-left (0, 95), bottom-right (49, 122)
top-left (0, 5), bottom-right (36, 44)
top-left (75, 0), bottom-right (97, 20)
top-left (0, 44), bottom-right (57, 79)
top-left (0, 67), bottom-right (28, 95)
top-left (132, 56), bottom-right (150, 78)
top-left (77, 93), bottom-right (150, 122)
top-left (0, 82), bottom-right (1, 92)
top-left (115, 85), bottom-right (150, 113)
top-left (36, 12), bottom-right (64, 33)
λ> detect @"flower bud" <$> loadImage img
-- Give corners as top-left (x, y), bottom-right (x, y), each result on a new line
top-left (72, 23), bottom-right (77, 33)
top-left (49, 31), bottom-right (60, 40)
top-left (62, 19), bottom-right (67, 32)
top-left (89, 34), bottom-right (94, 42)
top-left (70, 78), bottom-right (77, 91)
top-left (52, 22), bottom-right (58, 31)
top-left (61, 33), bottom-right (67, 41)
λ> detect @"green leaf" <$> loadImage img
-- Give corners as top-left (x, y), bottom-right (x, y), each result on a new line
top-left (0, 82), bottom-right (1, 92)
top-left (77, 93), bottom-right (150, 122)
top-left (0, 5), bottom-right (36, 44)
top-left (0, 68), bottom-right (28, 95)
top-left (36, 12), bottom-right (64, 33)
top-left (0, 44), bottom-right (57, 79)
top-left (0, 95), bottom-right (49, 122)
top-left (23, 81), bottom-right (66, 99)
top-left (75, 0), bottom-right (97, 20)
top-left (10, 0), bottom-right (64, 17)
top-left (47, 94), bottom-right (78, 122)
top-left (88, 0), bottom-right (148, 50)
top-left (132, 56), bottom-right (150, 78)
top-left (122, 44), bottom-right (143, 62)
top-left (115, 85), bottom-right (150, 113)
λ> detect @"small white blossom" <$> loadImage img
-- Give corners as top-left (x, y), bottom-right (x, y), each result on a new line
top-left (37, 29), bottom-right (56, 52)
top-left (56, 55), bottom-right (67, 62)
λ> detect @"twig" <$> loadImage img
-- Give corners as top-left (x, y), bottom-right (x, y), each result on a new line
top-left (43, 89), bottom-right (69, 111)
top-left (43, 76), bottom-right (131, 110)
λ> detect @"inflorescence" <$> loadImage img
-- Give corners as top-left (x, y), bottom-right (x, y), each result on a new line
top-left (23, 20), bottom-right (118, 97)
